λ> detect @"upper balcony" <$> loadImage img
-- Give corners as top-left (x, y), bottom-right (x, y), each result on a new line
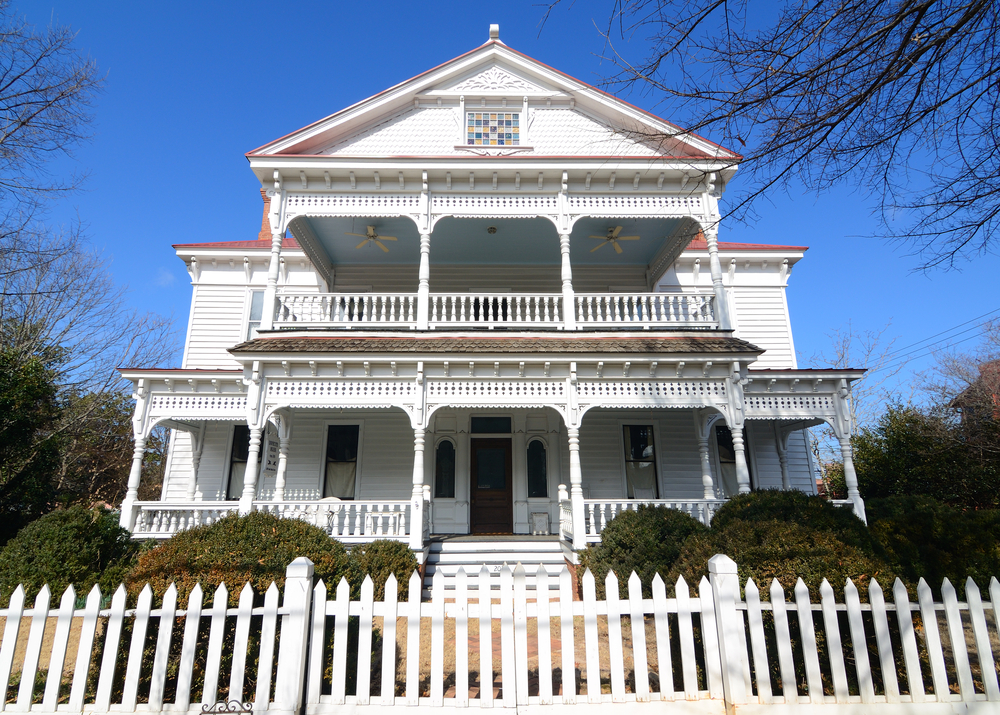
top-left (274, 289), bottom-right (717, 331)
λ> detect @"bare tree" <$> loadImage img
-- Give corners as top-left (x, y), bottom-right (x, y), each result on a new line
top-left (553, 0), bottom-right (1000, 268)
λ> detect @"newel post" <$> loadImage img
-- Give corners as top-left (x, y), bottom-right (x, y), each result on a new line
top-left (708, 554), bottom-right (748, 707)
top-left (275, 557), bottom-right (314, 714)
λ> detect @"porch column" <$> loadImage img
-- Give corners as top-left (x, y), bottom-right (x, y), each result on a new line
top-left (698, 434), bottom-right (716, 499)
top-left (260, 231), bottom-right (284, 331)
top-left (567, 426), bottom-right (586, 551)
top-left (186, 424), bottom-right (206, 500)
top-left (775, 425), bottom-right (791, 490)
top-left (703, 225), bottom-right (733, 331)
top-left (417, 233), bottom-right (431, 330)
top-left (559, 233), bottom-right (576, 330)
top-left (410, 427), bottom-right (426, 549)
top-left (239, 427), bottom-right (263, 515)
top-left (731, 426), bottom-right (751, 494)
top-left (119, 435), bottom-right (147, 530)
top-left (274, 432), bottom-right (291, 501)
top-left (839, 438), bottom-right (867, 523)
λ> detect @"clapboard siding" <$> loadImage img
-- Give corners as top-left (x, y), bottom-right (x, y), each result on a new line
top-left (731, 286), bottom-right (796, 368)
top-left (747, 422), bottom-right (817, 494)
top-left (162, 421), bottom-right (236, 500)
top-left (332, 264), bottom-right (646, 293)
top-left (184, 285), bottom-right (248, 369)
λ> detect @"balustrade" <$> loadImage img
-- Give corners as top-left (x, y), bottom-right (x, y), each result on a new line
top-left (583, 498), bottom-right (726, 538)
top-left (275, 293), bottom-right (417, 328)
top-left (428, 293), bottom-right (563, 328)
top-left (575, 292), bottom-right (715, 327)
top-left (132, 502), bottom-right (240, 537)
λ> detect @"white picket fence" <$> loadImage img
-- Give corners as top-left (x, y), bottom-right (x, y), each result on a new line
top-left (0, 556), bottom-right (998, 714)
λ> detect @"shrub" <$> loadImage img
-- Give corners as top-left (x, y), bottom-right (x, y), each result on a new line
top-left (0, 506), bottom-right (141, 603)
top-left (711, 489), bottom-right (880, 553)
top-left (668, 518), bottom-right (895, 599)
top-left (347, 539), bottom-right (418, 601)
top-left (579, 505), bottom-right (708, 597)
top-left (867, 496), bottom-right (1000, 595)
top-left (126, 511), bottom-right (349, 605)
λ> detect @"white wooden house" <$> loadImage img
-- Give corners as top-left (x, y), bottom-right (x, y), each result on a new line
top-left (118, 26), bottom-right (864, 565)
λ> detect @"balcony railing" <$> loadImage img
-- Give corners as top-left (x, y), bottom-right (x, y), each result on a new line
top-left (274, 291), bottom-right (716, 331)
top-left (584, 498), bottom-right (727, 537)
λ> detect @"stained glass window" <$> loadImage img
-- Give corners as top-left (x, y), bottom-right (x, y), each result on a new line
top-left (467, 112), bottom-right (519, 146)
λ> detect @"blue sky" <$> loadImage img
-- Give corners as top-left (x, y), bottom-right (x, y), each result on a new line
top-left (17, 0), bottom-right (999, 403)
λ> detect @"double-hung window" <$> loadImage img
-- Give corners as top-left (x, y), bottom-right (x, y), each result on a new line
top-left (324, 425), bottom-right (359, 499)
top-left (246, 291), bottom-right (264, 340)
top-left (622, 425), bottom-right (658, 499)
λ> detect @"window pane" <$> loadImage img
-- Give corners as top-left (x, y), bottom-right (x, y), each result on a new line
top-left (527, 440), bottom-right (547, 498)
top-left (625, 462), bottom-right (657, 498)
top-left (227, 461), bottom-right (246, 500)
top-left (324, 462), bottom-right (357, 499)
top-left (249, 291), bottom-right (264, 321)
top-left (435, 441), bottom-right (456, 498)
top-left (623, 425), bottom-right (655, 461)
top-left (475, 447), bottom-right (506, 489)
top-left (471, 416), bottom-right (511, 434)
top-left (326, 425), bottom-right (359, 462)
top-left (623, 425), bottom-right (657, 498)
top-left (231, 425), bottom-right (250, 461)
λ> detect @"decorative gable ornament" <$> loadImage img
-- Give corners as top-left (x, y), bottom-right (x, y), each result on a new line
top-left (451, 67), bottom-right (543, 94)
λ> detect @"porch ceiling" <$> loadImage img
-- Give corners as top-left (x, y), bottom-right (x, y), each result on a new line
top-left (291, 215), bottom-right (686, 266)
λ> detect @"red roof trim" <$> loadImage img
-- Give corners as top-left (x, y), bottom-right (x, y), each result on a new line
top-left (248, 154), bottom-right (726, 161)
top-left (245, 41), bottom-right (739, 160)
top-left (117, 367), bottom-right (242, 373)
top-left (173, 238), bottom-right (302, 250)
top-left (246, 335), bottom-right (730, 344)
top-left (686, 239), bottom-right (808, 251)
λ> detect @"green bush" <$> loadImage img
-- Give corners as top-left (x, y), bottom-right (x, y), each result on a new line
top-left (712, 489), bottom-right (880, 553)
top-left (668, 518), bottom-right (895, 599)
top-left (579, 505), bottom-right (708, 597)
top-left (347, 539), bottom-right (418, 601)
top-left (0, 506), bottom-right (141, 603)
top-left (126, 511), bottom-right (349, 605)
top-left (867, 496), bottom-right (1000, 595)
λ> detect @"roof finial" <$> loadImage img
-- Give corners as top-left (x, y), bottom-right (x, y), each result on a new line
top-left (489, 24), bottom-right (499, 41)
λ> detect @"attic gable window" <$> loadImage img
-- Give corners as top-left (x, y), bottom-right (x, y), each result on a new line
top-left (467, 112), bottom-right (519, 146)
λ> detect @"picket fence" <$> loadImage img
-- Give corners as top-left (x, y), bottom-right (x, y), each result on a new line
top-left (0, 555), bottom-right (998, 715)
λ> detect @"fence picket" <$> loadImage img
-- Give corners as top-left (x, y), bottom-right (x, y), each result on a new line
top-left (331, 578), bottom-right (350, 704)
top-left (255, 582), bottom-right (280, 708)
top-left (202, 583), bottom-right (229, 707)
top-left (819, 580), bottom-right (849, 702)
top-left (744, 578), bottom-right (771, 702)
top-left (499, 565), bottom-right (515, 708)
top-left (536, 567), bottom-right (553, 704)
top-left (793, 579), bottom-right (823, 703)
top-left (582, 569), bottom-right (601, 702)
top-left (405, 571), bottom-right (421, 705)
top-left (676, 576), bottom-right (698, 699)
top-left (17, 585), bottom-right (51, 708)
top-left (477, 566), bottom-right (493, 707)
top-left (699, 576), bottom-right (724, 699)
top-left (94, 585), bottom-right (127, 712)
top-left (380, 575), bottom-right (398, 706)
top-left (229, 582), bottom-right (255, 703)
top-left (122, 584), bottom-right (153, 710)
top-left (843, 579), bottom-right (875, 704)
top-left (941, 578), bottom-right (974, 698)
top-left (892, 578), bottom-right (926, 703)
top-left (868, 578), bottom-right (899, 703)
top-left (68, 585), bottom-right (101, 711)
top-left (149, 583), bottom-right (178, 707)
top-left (769, 579), bottom-right (797, 703)
top-left (41, 585), bottom-right (76, 711)
top-left (558, 567), bottom-right (575, 704)
top-left (512, 564), bottom-right (529, 706)
top-left (605, 572), bottom-right (626, 701)
top-left (966, 577), bottom-right (1000, 700)
top-left (651, 574), bottom-right (673, 701)
top-left (917, 578), bottom-right (950, 699)
top-left (174, 584), bottom-right (203, 710)
top-left (454, 568), bottom-right (469, 707)
top-left (430, 571), bottom-right (445, 706)
top-left (627, 572), bottom-right (649, 701)
top-left (306, 580), bottom-right (326, 706)
top-left (357, 576), bottom-right (375, 705)
top-left (0, 585), bottom-right (25, 710)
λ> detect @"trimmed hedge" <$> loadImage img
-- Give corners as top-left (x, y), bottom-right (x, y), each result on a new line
top-left (0, 506), bottom-right (142, 603)
top-left (579, 505), bottom-right (708, 597)
top-left (126, 511), bottom-right (350, 605)
top-left (347, 539), bottom-right (419, 600)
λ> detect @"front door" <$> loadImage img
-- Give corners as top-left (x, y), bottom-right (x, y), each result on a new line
top-left (469, 438), bottom-right (513, 534)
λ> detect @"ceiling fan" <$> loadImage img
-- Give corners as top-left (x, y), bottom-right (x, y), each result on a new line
top-left (590, 226), bottom-right (640, 254)
top-left (345, 225), bottom-right (397, 253)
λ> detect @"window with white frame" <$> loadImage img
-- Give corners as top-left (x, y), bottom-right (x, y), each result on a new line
top-left (246, 290), bottom-right (264, 340)
top-left (622, 425), bottom-right (658, 499)
top-left (526, 439), bottom-right (547, 498)
top-left (324, 425), bottom-right (360, 499)
top-left (435, 440), bottom-right (456, 498)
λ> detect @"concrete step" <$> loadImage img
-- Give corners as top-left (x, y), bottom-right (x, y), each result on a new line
top-left (422, 536), bottom-right (569, 596)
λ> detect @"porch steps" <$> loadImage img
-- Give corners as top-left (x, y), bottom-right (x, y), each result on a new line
top-left (422, 535), bottom-right (568, 595)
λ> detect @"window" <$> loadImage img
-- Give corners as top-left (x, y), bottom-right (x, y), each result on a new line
top-left (227, 425), bottom-right (261, 500)
top-left (435, 440), bottom-right (456, 498)
top-left (246, 291), bottom-right (264, 340)
top-left (467, 112), bottom-right (519, 146)
top-left (622, 425), bottom-right (658, 499)
top-left (324, 425), bottom-right (360, 499)
top-left (526, 439), bottom-right (547, 498)
top-left (715, 425), bottom-right (753, 496)
top-left (471, 416), bottom-right (511, 434)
